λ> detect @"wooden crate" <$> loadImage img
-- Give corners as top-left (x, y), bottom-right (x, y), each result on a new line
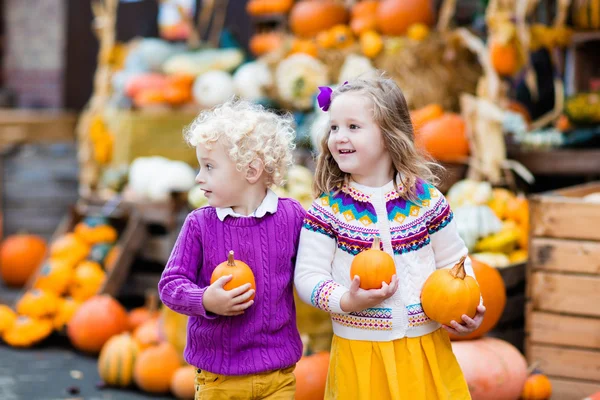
top-left (527, 181), bottom-right (600, 399)
top-left (16, 202), bottom-right (146, 304)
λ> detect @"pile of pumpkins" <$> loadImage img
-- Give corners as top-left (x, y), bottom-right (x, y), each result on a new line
top-left (0, 217), bottom-right (120, 348)
top-left (247, 0), bottom-right (438, 60)
top-left (447, 179), bottom-right (529, 268)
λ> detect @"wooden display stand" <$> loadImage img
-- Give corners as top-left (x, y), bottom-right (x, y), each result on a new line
top-left (526, 181), bottom-right (600, 399)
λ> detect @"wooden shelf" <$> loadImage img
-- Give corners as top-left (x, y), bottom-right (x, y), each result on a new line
top-left (508, 149), bottom-right (600, 176)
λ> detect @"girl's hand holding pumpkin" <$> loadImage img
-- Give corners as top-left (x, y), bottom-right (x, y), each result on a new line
top-left (441, 304), bottom-right (486, 336)
top-left (340, 275), bottom-right (399, 313)
top-left (203, 275), bottom-right (255, 316)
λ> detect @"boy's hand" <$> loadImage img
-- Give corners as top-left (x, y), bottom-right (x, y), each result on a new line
top-left (203, 275), bottom-right (255, 316)
top-left (442, 304), bottom-right (486, 336)
top-left (340, 275), bottom-right (399, 313)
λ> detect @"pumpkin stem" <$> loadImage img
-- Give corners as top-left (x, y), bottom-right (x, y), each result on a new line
top-left (145, 289), bottom-right (159, 313)
top-left (371, 237), bottom-right (381, 250)
top-left (227, 251), bottom-right (236, 267)
top-left (450, 255), bottom-right (468, 279)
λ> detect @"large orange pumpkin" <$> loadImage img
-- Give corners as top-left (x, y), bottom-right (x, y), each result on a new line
top-left (521, 373), bottom-right (552, 400)
top-left (449, 258), bottom-right (506, 340)
top-left (295, 352), bottom-right (330, 400)
top-left (0, 234), bottom-right (47, 287)
top-left (452, 338), bottom-right (528, 400)
top-left (376, 0), bottom-right (434, 36)
top-left (170, 365), bottom-right (196, 400)
top-left (415, 113), bottom-right (469, 162)
top-left (410, 103), bottom-right (444, 132)
top-left (421, 256), bottom-right (480, 326)
top-left (134, 342), bottom-right (182, 394)
top-left (210, 251), bottom-right (256, 300)
top-left (249, 32), bottom-right (284, 57)
top-left (98, 332), bottom-right (140, 387)
top-left (67, 295), bottom-right (129, 354)
top-left (350, 237), bottom-right (396, 290)
top-left (289, 0), bottom-right (349, 38)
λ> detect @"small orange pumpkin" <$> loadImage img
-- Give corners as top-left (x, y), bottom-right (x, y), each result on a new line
top-left (128, 291), bottom-right (160, 331)
top-left (290, 39), bottom-right (319, 57)
top-left (421, 256), bottom-right (480, 326)
top-left (16, 289), bottom-right (61, 319)
top-left (33, 258), bottom-right (74, 295)
top-left (74, 217), bottom-right (118, 245)
top-left (350, 237), bottom-right (396, 290)
top-left (67, 295), bottom-right (129, 354)
top-left (170, 365), bottom-right (196, 400)
top-left (0, 234), bottom-right (47, 287)
top-left (69, 261), bottom-right (106, 302)
top-left (505, 195), bottom-right (529, 226)
top-left (490, 40), bottom-right (520, 76)
top-left (360, 30), bottom-right (383, 58)
top-left (0, 305), bottom-right (17, 335)
top-left (246, 0), bottom-right (294, 15)
top-left (50, 233), bottom-right (90, 267)
top-left (134, 342), bottom-right (182, 394)
top-left (133, 88), bottom-right (167, 108)
top-left (521, 373), bottom-right (553, 400)
top-left (249, 32), bottom-right (284, 57)
top-left (415, 113), bottom-right (469, 162)
top-left (210, 251), bottom-right (256, 300)
top-left (289, 0), bottom-right (349, 38)
top-left (2, 315), bottom-right (53, 348)
top-left (329, 25), bottom-right (355, 49)
top-left (163, 85), bottom-right (192, 106)
top-left (53, 296), bottom-right (82, 331)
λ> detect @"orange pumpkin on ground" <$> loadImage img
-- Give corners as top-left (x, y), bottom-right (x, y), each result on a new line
top-left (210, 251), bottom-right (256, 300)
top-left (128, 291), bottom-right (160, 331)
top-left (134, 342), bottom-right (182, 394)
top-left (294, 352), bottom-right (330, 400)
top-left (53, 297), bottom-right (82, 331)
top-left (289, 0), bottom-right (349, 38)
top-left (2, 315), bottom-right (54, 348)
top-left (415, 113), bottom-right (469, 162)
top-left (0, 234), bottom-right (47, 287)
top-left (16, 289), bottom-right (61, 319)
top-left (67, 295), bottom-right (129, 354)
top-left (521, 372), bottom-right (552, 400)
top-left (449, 258), bottom-right (506, 340)
top-left (350, 237), bottom-right (396, 290)
top-left (98, 332), bottom-right (140, 387)
top-left (170, 365), bottom-right (196, 400)
top-left (421, 256), bottom-right (480, 326)
top-left (376, 0), bottom-right (434, 36)
top-left (451, 338), bottom-right (528, 400)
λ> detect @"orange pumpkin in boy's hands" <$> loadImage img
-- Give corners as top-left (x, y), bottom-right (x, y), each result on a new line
top-left (210, 251), bottom-right (256, 300)
top-left (420, 256), bottom-right (480, 326)
top-left (350, 237), bottom-right (396, 290)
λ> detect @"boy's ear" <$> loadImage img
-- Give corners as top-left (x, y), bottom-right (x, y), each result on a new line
top-left (246, 159), bottom-right (265, 183)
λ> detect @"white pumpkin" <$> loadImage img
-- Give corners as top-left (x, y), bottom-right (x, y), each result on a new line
top-left (453, 205), bottom-right (503, 251)
top-left (128, 157), bottom-right (196, 201)
top-left (275, 54), bottom-right (328, 111)
top-left (337, 54), bottom-right (376, 84)
top-left (447, 179), bottom-right (493, 209)
top-left (192, 71), bottom-right (235, 108)
top-left (233, 62), bottom-right (273, 101)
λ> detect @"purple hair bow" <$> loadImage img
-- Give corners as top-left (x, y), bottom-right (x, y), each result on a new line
top-left (317, 81), bottom-right (348, 112)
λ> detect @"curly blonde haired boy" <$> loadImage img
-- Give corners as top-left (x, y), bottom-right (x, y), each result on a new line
top-left (159, 98), bottom-right (307, 399)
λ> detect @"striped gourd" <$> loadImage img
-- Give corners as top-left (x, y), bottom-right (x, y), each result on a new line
top-left (573, 0), bottom-right (600, 30)
top-left (98, 332), bottom-right (140, 387)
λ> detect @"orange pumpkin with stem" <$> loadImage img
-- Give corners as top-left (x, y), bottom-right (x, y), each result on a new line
top-left (128, 290), bottom-right (160, 331)
top-left (415, 113), bottom-right (469, 162)
top-left (350, 237), bottom-right (396, 290)
top-left (0, 234), bottom-right (47, 287)
top-left (210, 251), bottom-right (256, 300)
top-left (421, 256), bottom-right (480, 326)
top-left (521, 371), bottom-right (552, 400)
top-left (449, 258), bottom-right (505, 340)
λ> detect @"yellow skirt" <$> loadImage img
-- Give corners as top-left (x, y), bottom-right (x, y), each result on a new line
top-left (325, 328), bottom-right (471, 400)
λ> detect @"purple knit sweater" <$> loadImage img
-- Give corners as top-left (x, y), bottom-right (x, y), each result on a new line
top-left (158, 198), bottom-right (306, 375)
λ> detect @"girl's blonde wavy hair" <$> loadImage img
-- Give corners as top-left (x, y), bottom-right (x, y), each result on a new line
top-left (184, 98), bottom-right (296, 187)
top-left (314, 73), bottom-right (442, 203)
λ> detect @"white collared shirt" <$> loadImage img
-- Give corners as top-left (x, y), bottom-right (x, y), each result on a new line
top-left (215, 189), bottom-right (279, 221)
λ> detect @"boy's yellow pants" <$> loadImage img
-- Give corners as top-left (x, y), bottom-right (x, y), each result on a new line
top-left (195, 366), bottom-right (295, 400)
